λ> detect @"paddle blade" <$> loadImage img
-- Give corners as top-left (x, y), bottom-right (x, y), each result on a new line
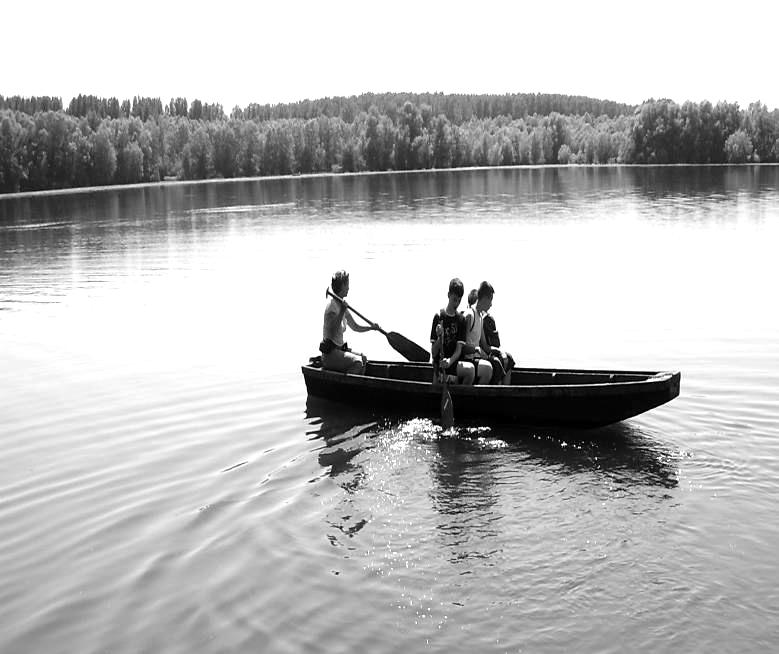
top-left (441, 385), bottom-right (454, 430)
top-left (386, 331), bottom-right (430, 362)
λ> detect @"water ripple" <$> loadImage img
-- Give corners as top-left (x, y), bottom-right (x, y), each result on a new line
top-left (3, 168), bottom-right (779, 653)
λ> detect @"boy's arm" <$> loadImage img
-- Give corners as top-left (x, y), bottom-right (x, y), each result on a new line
top-left (464, 309), bottom-right (473, 333)
top-left (345, 308), bottom-right (378, 333)
top-left (443, 341), bottom-right (464, 368)
top-left (430, 315), bottom-right (442, 358)
top-left (479, 329), bottom-right (490, 357)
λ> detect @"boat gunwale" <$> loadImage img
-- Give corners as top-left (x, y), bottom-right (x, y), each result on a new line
top-left (363, 359), bottom-right (664, 378)
top-left (301, 363), bottom-right (680, 399)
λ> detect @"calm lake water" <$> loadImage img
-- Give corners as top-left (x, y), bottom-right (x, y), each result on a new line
top-left (2, 166), bottom-right (779, 653)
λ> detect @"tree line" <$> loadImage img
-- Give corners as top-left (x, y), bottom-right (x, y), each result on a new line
top-left (2, 92), bottom-right (634, 124)
top-left (235, 92), bottom-right (635, 123)
top-left (1, 94), bottom-right (777, 194)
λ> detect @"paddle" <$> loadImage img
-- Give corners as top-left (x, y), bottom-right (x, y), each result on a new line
top-left (438, 330), bottom-right (454, 430)
top-left (326, 289), bottom-right (430, 363)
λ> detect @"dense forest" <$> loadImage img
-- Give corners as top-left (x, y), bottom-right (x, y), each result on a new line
top-left (1, 92), bottom-right (777, 194)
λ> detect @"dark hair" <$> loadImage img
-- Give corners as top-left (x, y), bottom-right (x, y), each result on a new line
top-left (467, 289), bottom-right (478, 306)
top-left (331, 270), bottom-right (349, 295)
top-left (477, 281), bottom-right (494, 300)
top-left (448, 278), bottom-right (464, 298)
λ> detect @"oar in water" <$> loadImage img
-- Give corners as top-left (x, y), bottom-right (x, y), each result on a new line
top-left (439, 331), bottom-right (454, 430)
top-left (326, 289), bottom-right (430, 363)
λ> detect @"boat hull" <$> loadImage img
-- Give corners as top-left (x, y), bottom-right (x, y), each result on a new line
top-left (302, 361), bottom-right (681, 429)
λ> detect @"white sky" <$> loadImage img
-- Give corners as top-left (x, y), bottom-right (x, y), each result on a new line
top-left (4, 0), bottom-right (778, 112)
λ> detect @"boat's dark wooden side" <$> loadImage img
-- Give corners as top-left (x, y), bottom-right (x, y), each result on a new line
top-left (301, 361), bottom-right (680, 428)
top-left (302, 365), bottom-right (439, 414)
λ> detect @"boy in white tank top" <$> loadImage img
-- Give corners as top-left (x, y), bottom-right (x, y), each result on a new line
top-left (464, 282), bottom-right (495, 384)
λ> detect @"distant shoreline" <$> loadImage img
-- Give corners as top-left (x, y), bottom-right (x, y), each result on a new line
top-left (2, 163), bottom-right (778, 201)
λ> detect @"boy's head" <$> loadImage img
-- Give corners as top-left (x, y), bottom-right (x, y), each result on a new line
top-left (477, 281), bottom-right (494, 311)
top-left (331, 270), bottom-right (350, 296)
top-left (448, 278), bottom-right (464, 307)
top-left (467, 289), bottom-right (478, 307)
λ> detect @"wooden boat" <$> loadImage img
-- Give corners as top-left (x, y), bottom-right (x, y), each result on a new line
top-left (302, 360), bottom-right (681, 429)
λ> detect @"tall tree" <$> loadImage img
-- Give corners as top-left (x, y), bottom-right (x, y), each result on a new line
top-left (92, 126), bottom-right (117, 185)
top-left (724, 130), bottom-right (754, 163)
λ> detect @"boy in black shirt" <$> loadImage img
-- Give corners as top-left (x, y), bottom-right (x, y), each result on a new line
top-left (483, 311), bottom-right (515, 385)
top-left (430, 278), bottom-right (476, 385)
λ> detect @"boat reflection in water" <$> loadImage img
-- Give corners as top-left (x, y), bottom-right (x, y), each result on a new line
top-left (306, 394), bottom-right (680, 494)
top-left (306, 395), bottom-right (681, 485)
top-left (305, 394), bottom-right (683, 574)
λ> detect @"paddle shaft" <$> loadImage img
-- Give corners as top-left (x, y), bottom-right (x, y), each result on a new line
top-left (439, 327), bottom-right (454, 429)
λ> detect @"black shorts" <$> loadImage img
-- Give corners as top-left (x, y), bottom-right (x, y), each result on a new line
top-left (319, 339), bottom-right (350, 355)
top-left (435, 357), bottom-right (459, 377)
